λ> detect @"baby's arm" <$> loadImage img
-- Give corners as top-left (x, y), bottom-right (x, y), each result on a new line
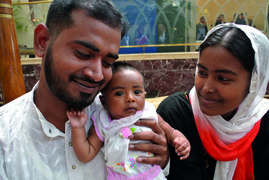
top-left (158, 114), bottom-right (190, 160)
top-left (67, 109), bottom-right (103, 163)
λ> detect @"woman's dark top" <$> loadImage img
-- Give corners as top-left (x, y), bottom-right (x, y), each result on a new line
top-left (157, 91), bottom-right (269, 180)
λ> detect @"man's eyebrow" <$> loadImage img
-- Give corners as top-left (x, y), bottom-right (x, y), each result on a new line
top-left (74, 40), bottom-right (99, 52)
top-left (73, 40), bottom-right (119, 60)
top-left (197, 63), bottom-right (238, 76)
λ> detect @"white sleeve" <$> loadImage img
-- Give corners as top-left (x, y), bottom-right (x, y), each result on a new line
top-left (162, 158), bottom-right (170, 177)
top-left (0, 109), bottom-right (8, 180)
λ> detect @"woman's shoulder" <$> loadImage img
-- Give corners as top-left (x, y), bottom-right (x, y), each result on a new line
top-left (158, 91), bottom-right (191, 110)
top-left (254, 110), bottom-right (269, 142)
top-left (260, 110), bottom-right (269, 127)
top-left (157, 91), bottom-right (194, 125)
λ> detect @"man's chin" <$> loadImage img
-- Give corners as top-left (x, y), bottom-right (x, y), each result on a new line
top-left (66, 98), bottom-right (94, 110)
top-left (68, 93), bottom-right (97, 109)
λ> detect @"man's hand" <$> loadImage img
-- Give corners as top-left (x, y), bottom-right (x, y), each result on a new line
top-left (128, 118), bottom-right (169, 169)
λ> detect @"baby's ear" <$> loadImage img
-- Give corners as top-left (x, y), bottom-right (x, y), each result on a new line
top-left (99, 95), bottom-right (108, 109)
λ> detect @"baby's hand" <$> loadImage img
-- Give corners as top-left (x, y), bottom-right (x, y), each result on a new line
top-left (171, 130), bottom-right (191, 160)
top-left (66, 108), bottom-right (88, 128)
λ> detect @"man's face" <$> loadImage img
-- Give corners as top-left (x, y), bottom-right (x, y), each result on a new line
top-left (44, 9), bottom-right (121, 109)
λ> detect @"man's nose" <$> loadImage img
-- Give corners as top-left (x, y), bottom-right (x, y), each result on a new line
top-left (82, 57), bottom-right (104, 82)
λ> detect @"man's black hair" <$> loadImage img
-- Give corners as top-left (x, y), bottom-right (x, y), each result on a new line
top-left (46, 0), bottom-right (127, 39)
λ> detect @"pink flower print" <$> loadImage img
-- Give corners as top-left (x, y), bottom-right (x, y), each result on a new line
top-left (129, 158), bottom-right (141, 169)
top-left (120, 127), bottom-right (136, 138)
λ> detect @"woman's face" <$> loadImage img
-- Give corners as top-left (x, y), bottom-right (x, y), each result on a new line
top-left (195, 45), bottom-right (251, 120)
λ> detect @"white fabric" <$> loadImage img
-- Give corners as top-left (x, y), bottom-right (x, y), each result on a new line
top-left (92, 102), bottom-right (165, 179)
top-left (0, 82), bottom-right (107, 180)
top-left (190, 23), bottom-right (269, 180)
top-left (0, 82), bottom-right (170, 179)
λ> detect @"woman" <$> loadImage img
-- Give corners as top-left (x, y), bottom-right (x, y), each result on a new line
top-left (157, 23), bottom-right (269, 180)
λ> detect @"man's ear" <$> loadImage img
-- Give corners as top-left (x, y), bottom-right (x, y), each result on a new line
top-left (34, 23), bottom-right (50, 58)
top-left (99, 95), bottom-right (108, 110)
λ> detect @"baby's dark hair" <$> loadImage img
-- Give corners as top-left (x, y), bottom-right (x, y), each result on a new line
top-left (101, 61), bottom-right (144, 94)
top-left (111, 61), bottom-right (139, 74)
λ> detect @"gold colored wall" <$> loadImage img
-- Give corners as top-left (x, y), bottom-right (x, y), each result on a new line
top-left (196, 0), bottom-right (268, 30)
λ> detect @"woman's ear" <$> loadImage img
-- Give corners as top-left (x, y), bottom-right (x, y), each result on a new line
top-left (99, 95), bottom-right (108, 110)
top-left (34, 23), bottom-right (50, 58)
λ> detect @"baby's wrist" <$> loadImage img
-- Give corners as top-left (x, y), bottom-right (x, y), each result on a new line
top-left (71, 125), bottom-right (85, 129)
top-left (168, 128), bottom-right (175, 145)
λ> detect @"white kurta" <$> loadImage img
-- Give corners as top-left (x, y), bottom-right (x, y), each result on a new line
top-left (0, 82), bottom-right (107, 180)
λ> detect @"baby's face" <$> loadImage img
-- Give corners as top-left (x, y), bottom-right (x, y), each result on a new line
top-left (103, 69), bottom-right (146, 119)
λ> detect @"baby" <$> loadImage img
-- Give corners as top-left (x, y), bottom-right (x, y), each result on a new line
top-left (67, 61), bottom-right (190, 179)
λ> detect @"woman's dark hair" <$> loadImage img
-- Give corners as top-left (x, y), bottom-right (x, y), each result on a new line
top-left (46, 0), bottom-right (127, 39)
top-left (199, 26), bottom-right (255, 73)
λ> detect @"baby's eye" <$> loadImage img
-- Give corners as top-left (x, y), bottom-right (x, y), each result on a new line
top-left (134, 90), bottom-right (142, 95)
top-left (115, 92), bottom-right (124, 96)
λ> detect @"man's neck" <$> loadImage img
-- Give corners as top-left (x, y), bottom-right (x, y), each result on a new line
top-left (34, 81), bottom-right (68, 133)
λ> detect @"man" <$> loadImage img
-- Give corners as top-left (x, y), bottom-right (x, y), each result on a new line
top-left (0, 0), bottom-right (168, 179)
top-left (235, 13), bottom-right (247, 25)
top-left (157, 23), bottom-right (169, 44)
top-left (215, 14), bottom-right (225, 26)
top-left (196, 16), bottom-right (208, 41)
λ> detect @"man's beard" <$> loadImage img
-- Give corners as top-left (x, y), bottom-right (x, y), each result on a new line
top-left (44, 45), bottom-right (102, 109)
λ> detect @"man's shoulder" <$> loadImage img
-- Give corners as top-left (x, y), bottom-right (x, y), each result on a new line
top-left (0, 92), bottom-right (33, 130)
top-left (0, 92), bottom-right (32, 113)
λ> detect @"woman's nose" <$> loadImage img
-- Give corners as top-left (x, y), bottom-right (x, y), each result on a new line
top-left (204, 80), bottom-right (216, 94)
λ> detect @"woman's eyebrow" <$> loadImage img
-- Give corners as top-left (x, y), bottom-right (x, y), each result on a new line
top-left (197, 64), bottom-right (238, 76)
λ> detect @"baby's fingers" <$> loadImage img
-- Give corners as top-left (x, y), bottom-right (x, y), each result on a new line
top-left (173, 138), bottom-right (191, 160)
top-left (176, 145), bottom-right (191, 160)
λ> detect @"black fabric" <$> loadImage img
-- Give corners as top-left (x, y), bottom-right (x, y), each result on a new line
top-left (157, 91), bottom-right (269, 180)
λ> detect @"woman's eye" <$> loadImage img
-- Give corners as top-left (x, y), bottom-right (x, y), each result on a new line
top-left (219, 76), bottom-right (232, 82)
top-left (115, 92), bottom-right (124, 96)
top-left (198, 70), bottom-right (207, 76)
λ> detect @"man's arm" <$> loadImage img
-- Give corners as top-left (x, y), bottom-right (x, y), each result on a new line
top-left (0, 143), bottom-right (8, 179)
